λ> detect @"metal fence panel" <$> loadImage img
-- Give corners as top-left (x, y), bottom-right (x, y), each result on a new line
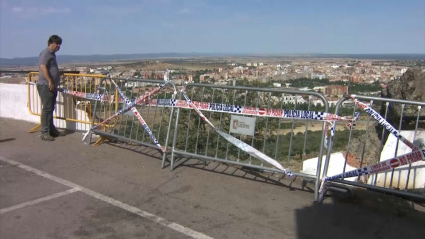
top-left (167, 83), bottom-right (330, 201)
top-left (88, 77), bottom-right (176, 158)
top-left (321, 94), bottom-right (425, 203)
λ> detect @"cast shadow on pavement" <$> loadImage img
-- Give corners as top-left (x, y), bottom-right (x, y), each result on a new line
top-left (102, 141), bottom-right (314, 193)
top-left (0, 138), bottom-right (15, 143)
top-left (86, 139), bottom-right (425, 239)
top-left (166, 154), bottom-right (315, 193)
top-left (295, 188), bottom-right (425, 239)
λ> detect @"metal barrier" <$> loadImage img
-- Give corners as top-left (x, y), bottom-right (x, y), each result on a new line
top-left (27, 72), bottom-right (107, 132)
top-left (320, 94), bottom-right (425, 203)
top-left (9, 69), bottom-right (424, 203)
top-left (87, 77), bottom-right (177, 160)
top-left (166, 83), bottom-right (330, 201)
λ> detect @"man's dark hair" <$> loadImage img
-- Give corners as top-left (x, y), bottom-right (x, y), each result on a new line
top-left (48, 35), bottom-right (62, 46)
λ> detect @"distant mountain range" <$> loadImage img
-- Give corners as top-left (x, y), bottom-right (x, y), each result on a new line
top-left (0, 53), bottom-right (211, 67)
top-left (1, 53), bottom-right (424, 66)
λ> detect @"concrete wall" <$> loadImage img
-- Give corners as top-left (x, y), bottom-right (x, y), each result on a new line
top-left (0, 83), bottom-right (90, 131)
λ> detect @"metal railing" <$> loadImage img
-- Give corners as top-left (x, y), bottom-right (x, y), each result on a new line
top-left (320, 94), bottom-right (425, 203)
top-left (26, 72), bottom-right (107, 132)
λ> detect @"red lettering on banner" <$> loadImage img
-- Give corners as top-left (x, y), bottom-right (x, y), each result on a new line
top-left (266, 109), bottom-right (271, 116)
top-left (381, 162), bottom-right (387, 167)
top-left (371, 164), bottom-right (380, 170)
top-left (373, 166), bottom-right (390, 174)
top-left (403, 140), bottom-right (415, 150)
top-left (406, 154), bottom-right (412, 163)
top-left (399, 156), bottom-right (407, 165)
top-left (176, 100), bottom-right (187, 108)
top-left (266, 109), bottom-right (283, 117)
top-left (412, 151), bottom-right (421, 163)
top-left (242, 107), bottom-right (257, 114)
top-left (410, 152), bottom-right (417, 163)
top-left (200, 103), bottom-right (208, 109)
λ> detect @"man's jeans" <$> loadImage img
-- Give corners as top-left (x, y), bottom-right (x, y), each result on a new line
top-left (36, 85), bottom-right (57, 133)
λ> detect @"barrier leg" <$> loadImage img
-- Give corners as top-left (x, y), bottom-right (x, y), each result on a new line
top-left (318, 189), bottom-right (327, 204)
top-left (318, 182), bottom-right (354, 204)
top-left (170, 106), bottom-right (181, 171)
top-left (93, 136), bottom-right (106, 147)
top-left (29, 123), bottom-right (41, 133)
top-left (162, 107), bottom-right (175, 169)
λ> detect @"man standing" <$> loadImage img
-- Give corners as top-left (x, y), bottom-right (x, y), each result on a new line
top-left (37, 35), bottom-right (62, 141)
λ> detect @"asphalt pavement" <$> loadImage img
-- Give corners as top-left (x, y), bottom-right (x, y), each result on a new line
top-left (1, 117), bottom-right (425, 239)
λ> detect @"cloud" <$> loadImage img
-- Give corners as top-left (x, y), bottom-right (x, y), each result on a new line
top-left (95, 5), bottom-right (143, 15)
top-left (5, 5), bottom-right (71, 19)
top-left (12, 7), bottom-right (23, 12)
top-left (30, 7), bottom-right (71, 14)
top-left (178, 8), bottom-right (191, 14)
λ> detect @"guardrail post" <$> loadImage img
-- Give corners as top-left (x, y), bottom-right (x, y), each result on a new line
top-left (170, 91), bottom-right (182, 170)
top-left (162, 104), bottom-right (176, 168)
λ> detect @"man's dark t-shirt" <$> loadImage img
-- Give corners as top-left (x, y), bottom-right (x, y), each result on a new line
top-left (37, 47), bottom-right (60, 88)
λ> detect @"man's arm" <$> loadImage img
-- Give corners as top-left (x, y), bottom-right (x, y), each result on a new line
top-left (39, 51), bottom-right (54, 91)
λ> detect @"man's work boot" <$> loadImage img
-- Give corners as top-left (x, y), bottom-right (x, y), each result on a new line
top-left (41, 132), bottom-right (55, 141)
top-left (50, 127), bottom-right (62, 137)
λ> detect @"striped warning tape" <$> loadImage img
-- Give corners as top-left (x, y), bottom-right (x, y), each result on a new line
top-left (179, 84), bottom-right (293, 175)
top-left (48, 85), bottom-right (358, 124)
top-left (347, 94), bottom-right (419, 151)
top-left (81, 78), bottom-right (177, 142)
top-left (110, 79), bottom-right (167, 152)
top-left (319, 94), bottom-right (422, 193)
top-left (324, 149), bottom-right (425, 181)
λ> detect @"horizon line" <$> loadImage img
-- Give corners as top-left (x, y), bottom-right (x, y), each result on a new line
top-left (2, 52), bottom-right (425, 60)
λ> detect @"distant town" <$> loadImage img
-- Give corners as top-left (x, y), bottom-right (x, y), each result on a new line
top-left (1, 57), bottom-right (424, 106)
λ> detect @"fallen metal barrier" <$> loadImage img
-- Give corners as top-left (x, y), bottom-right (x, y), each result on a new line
top-left (320, 93), bottom-right (425, 204)
top-left (84, 77), bottom-right (178, 164)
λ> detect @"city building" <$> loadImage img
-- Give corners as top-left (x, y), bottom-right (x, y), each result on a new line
top-left (325, 85), bottom-right (348, 97)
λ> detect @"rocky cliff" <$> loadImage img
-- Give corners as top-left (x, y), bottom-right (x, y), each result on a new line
top-left (348, 68), bottom-right (425, 167)
top-left (380, 68), bottom-right (425, 133)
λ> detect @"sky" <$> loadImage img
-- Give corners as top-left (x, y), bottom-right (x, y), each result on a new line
top-left (1, 0), bottom-right (424, 58)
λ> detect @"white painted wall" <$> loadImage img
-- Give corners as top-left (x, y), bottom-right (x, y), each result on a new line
top-left (300, 129), bottom-right (425, 191)
top-left (301, 152), bottom-right (359, 182)
top-left (0, 83), bottom-right (90, 131)
top-left (367, 130), bottom-right (425, 191)
top-left (0, 83), bottom-right (39, 123)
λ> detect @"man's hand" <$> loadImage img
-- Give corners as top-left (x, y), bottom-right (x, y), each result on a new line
top-left (40, 65), bottom-right (55, 91)
top-left (48, 81), bottom-right (55, 91)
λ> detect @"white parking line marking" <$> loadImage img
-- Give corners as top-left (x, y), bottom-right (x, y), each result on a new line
top-left (0, 188), bottom-right (79, 214)
top-left (0, 156), bottom-right (213, 239)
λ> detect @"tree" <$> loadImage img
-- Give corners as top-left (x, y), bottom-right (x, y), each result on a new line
top-left (133, 71), bottom-right (141, 78)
